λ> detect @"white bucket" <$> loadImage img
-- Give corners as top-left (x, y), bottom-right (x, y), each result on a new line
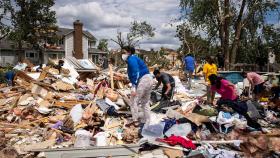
top-left (94, 132), bottom-right (109, 146)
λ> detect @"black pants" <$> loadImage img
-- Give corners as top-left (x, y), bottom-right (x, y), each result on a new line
top-left (162, 85), bottom-right (175, 100)
top-left (217, 99), bottom-right (261, 130)
top-left (253, 82), bottom-right (265, 95)
top-left (271, 86), bottom-right (280, 99)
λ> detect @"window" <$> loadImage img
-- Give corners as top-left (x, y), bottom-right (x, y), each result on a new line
top-left (58, 53), bottom-right (64, 59)
top-left (58, 39), bottom-right (64, 45)
top-left (91, 54), bottom-right (99, 64)
top-left (49, 54), bottom-right (57, 59)
top-left (48, 53), bottom-right (65, 60)
top-left (88, 41), bottom-right (94, 48)
top-left (25, 52), bottom-right (38, 59)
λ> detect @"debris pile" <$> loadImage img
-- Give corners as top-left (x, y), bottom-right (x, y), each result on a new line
top-left (0, 59), bottom-right (279, 158)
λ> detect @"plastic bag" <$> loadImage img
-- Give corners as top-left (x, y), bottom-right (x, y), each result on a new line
top-left (165, 123), bottom-right (192, 137)
top-left (74, 129), bottom-right (92, 147)
top-left (70, 104), bottom-right (83, 125)
top-left (141, 122), bottom-right (165, 139)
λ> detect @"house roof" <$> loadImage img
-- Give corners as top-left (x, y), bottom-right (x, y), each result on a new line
top-left (57, 28), bottom-right (96, 41)
top-left (135, 49), bottom-right (153, 54)
top-left (88, 48), bottom-right (107, 54)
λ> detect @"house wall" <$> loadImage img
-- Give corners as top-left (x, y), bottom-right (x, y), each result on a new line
top-left (64, 33), bottom-right (90, 59)
top-left (82, 36), bottom-right (88, 59)
top-left (0, 50), bottom-right (18, 66)
top-left (43, 52), bottom-right (48, 64)
top-left (43, 51), bottom-right (65, 64)
top-left (65, 34), bottom-right (74, 57)
top-left (25, 50), bottom-right (39, 65)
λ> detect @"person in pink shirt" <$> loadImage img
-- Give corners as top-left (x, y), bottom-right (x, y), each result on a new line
top-left (241, 72), bottom-right (265, 97)
top-left (204, 74), bottom-right (262, 131)
top-left (199, 74), bottom-right (238, 103)
top-left (209, 75), bottom-right (238, 101)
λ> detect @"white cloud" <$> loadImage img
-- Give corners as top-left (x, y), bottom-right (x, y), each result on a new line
top-left (53, 0), bottom-right (182, 50)
top-left (54, 2), bottom-right (133, 29)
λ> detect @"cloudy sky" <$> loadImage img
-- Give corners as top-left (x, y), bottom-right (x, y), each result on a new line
top-left (52, 0), bottom-right (280, 50)
top-left (53, 0), bottom-right (181, 50)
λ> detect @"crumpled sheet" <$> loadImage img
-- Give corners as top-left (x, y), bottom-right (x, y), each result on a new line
top-left (197, 144), bottom-right (239, 158)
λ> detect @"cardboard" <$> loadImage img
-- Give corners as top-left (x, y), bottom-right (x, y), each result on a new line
top-left (52, 80), bottom-right (75, 91)
top-left (31, 83), bottom-right (48, 98)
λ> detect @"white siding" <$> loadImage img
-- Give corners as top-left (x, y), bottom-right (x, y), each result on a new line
top-left (65, 34), bottom-right (74, 57)
top-left (82, 35), bottom-right (88, 59)
top-left (0, 51), bottom-right (18, 66)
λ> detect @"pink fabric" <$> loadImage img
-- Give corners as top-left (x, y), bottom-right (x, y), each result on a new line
top-left (211, 79), bottom-right (237, 100)
top-left (247, 72), bottom-right (264, 86)
top-left (156, 135), bottom-right (196, 150)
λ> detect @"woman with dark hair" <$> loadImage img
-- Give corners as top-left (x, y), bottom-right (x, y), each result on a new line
top-left (121, 46), bottom-right (153, 125)
top-left (208, 74), bottom-right (237, 101)
top-left (203, 56), bottom-right (218, 105)
top-left (204, 74), bottom-right (263, 131)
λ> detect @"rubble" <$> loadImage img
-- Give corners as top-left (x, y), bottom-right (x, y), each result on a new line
top-left (0, 59), bottom-right (279, 158)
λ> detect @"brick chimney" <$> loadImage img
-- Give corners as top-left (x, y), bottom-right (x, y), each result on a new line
top-left (73, 20), bottom-right (83, 59)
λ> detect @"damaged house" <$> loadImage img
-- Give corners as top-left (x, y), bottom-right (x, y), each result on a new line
top-left (0, 20), bottom-right (107, 66)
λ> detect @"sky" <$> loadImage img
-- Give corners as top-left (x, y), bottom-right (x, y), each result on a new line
top-left (52, 0), bottom-right (182, 50)
top-left (52, 0), bottom-right (280, 51)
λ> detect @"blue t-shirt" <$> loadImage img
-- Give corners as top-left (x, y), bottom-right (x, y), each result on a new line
top-left (127, 55), bottom-right (150, 87)
top-left (184, 56), bottom-right (195, 71)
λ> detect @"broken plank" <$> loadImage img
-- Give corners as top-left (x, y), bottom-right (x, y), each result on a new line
top-left (53, 100), bottom-right (92, 109)
top-left (109, 64), bottom-right (114, 90)
top-left (14, 71), bottom-right (35, 82)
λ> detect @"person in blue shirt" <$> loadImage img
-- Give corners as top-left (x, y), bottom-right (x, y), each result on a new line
top-left (122, 46), bottom-right (153, 125)
top-left (184, 54), bottom-right (195, 90)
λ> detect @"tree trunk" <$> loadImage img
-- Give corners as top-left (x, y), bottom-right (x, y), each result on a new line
top-left (18, 40), bottom-right (24, 61)
top-left (216, 0), bottom-right (226, 69)
top-left (183, 29), bottom-right (191, 54)
top-left (224, 0), bottom-right (230, 70)
top-left (231, 0), bottom-right (246, 66)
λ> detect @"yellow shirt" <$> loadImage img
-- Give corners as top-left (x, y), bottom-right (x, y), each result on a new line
top-left (203, 63), bottom-right (217, 83)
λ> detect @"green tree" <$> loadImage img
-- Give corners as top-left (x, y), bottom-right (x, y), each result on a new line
top-left (180, 0), bottom-right (279, 69)
top-left (9, 0), bottom-right (57, 59)
top-left (176, 22), bottom-right (210, 58)
top-left (112, 21), bottom-right (155, 48)
top-left (263, 25), bottom-right (280, 62)
top-left (97, 39), bottom-right (109, 51)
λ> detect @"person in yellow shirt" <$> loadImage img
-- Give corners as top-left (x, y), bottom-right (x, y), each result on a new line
top-left (203, 56), bottom-right (218, 105)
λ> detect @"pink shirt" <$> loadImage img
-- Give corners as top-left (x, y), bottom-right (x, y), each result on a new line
top-left (247, 72), bottom-right (264, 86)
top-left (211, 79), bottom-right (237, 100)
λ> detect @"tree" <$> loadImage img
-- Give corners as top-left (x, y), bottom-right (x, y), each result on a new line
top-left (97, 39), bottom-right (109, 51)
top-left (9, 0), bottom-right (57, 59)
top-left (176, 22), bottom-right (210, 58)
top-left (0, 0), bottom-right (13, 40)
top-left (112, 21), bottom-right (155, 48)
top-left (180, 0), bottom-right (280, 69)
top-left (263, 25), bottom-right (280, 62)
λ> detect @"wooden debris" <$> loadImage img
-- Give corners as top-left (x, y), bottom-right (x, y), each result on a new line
top-left (52, 80), bottom-right (75, 91)
top-left (31, 83), bottom-right (49, 98)
top-left (53, 100), bottom-right (91, 109)
top-left (38, 67), bottom-right (50, 81)
top-left (109, 64), bottom-right (114, 90)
